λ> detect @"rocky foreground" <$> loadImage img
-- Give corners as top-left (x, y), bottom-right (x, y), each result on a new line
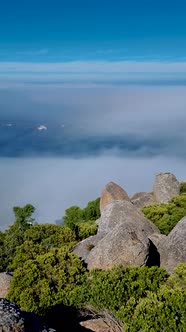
top-left (1, 172), bottom-right (186, 332)
top-left (74, 172), bottom-right (185, 273)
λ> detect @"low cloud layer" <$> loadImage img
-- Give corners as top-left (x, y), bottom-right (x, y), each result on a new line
top-left (1, 84), bottom-right (186, 230)
top-left (0, 85), bottom-right (186, 159)
top-left (0, 155), bottom-right (185, 230)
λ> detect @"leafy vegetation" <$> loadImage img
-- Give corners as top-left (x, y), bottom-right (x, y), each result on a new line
top-left (126, 288), bottom-right (186, 332)
top-left (63, 197), bottom-right (100, 239)
top-left (142, 194), bottom-right (186, 235)
top-left (180, 181), bottom-right (186, 194)
top-left (7, 247), bottom-right (88, 314)
top-left (1, 197), bottom-right (186, 330)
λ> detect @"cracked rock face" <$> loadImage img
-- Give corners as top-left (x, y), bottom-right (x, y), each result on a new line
top-left (98, 200), bottom-right (159, 236)
top-left (86, 221), bottom-right (150, 270)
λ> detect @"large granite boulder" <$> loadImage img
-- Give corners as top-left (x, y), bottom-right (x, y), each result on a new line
top-left (131, 192), bottom-right (156, 208)
top-left (86, 221), bottom-right (150, 270)
top-left (98, 200), bottom-right (159, 236)
top-left (0, 272), bottom-right (12, 298)
top-left (160, 216), bottom-right (186, 273)
top-left (153, 173), bottom-right (180, 204)
top-left (100, 182), bottom-right (130, 213)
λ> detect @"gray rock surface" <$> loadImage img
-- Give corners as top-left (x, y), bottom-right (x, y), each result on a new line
top-left (86, 221), bottom-right (150, 270)
top-left (160, 216), bottom-right (186, 273)
top-left (98, 200), bottom-right (159, 236)
top-left (0, 272), bottom-right (12, 299)
top-left (100, 182), bottom-right (130, 213)
top-left (73, 234), bottom-right (104, 261)
top-left (148, 233), bottom-right (167, 250)
top-left (131, 192), bottom-right (156, 208)
top-left (0, 299), bottom-right (56, 332)
top-left (0, 299), bottom-right (25, 332)
top-left (153, 173), bottom-right (180, 204)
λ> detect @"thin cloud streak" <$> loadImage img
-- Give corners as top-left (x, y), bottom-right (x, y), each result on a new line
top-left (1, 60), bottom-right (186, 73)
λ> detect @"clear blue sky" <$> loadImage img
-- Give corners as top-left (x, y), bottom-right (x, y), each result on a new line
top-left (0, 0), bottom-right (186, 62)
top-left (0, 0), bottom-right (186, 84)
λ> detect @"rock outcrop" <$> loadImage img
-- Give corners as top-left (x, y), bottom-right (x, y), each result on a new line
top-left (131, 192), bottom-right (156, 208)
top-left (0, 272), bottom-right (12, 298)
top-left (86, 221), bottom-right (150, 270)
top-left (74, 200), bottom-right (160, 270)
top-left (98, 200), bottom-right (159, 236)
top-left (100, 182), bottom-right (130, 213)
top-left (153, 173), bottom-right (180, 204)
top-left (160, 216), bottom-right (186, 273)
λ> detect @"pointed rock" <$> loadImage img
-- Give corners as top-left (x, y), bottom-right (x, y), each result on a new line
top-left (100, 182), bottom-right (130, 213)
top-left (98, 200), bottom-right (159, 236)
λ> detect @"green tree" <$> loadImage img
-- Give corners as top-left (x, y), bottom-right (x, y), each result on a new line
top-left (2, 204), bottom-right (35, 271)
top-left (63, 198), bottom-right (100, 239)
top-left (83, 198), bottom-right (101, 221)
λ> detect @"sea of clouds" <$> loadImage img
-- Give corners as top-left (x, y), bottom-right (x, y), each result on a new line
top-left (0, 84), bottom-right (186, 229)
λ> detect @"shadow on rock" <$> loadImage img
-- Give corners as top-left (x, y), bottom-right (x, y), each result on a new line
top-left (44, 304), bottom-right (92, 332)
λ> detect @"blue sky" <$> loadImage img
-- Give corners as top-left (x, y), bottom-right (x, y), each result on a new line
top-left (0, 0), bottom-right (186, 83)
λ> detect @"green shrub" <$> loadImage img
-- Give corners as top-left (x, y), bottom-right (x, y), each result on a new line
top-left (25, 223), bottom-right (76, 248)
top-left (166, 263), bottom-right (186, 290)
top-left (86, 266), bottom-right (168, 312)
top-left (180, 182), bottom-right (186, 194)
top-left (142, 194), bottom-right (186, 234)
top-left (10, 224), bottom-right (77, 271)
top-left (7, 247), bottom-right (88, 314)
top-left (126, 288), bottom-right (186, 332)
top-left (76, 221), bottom-right (98, 240)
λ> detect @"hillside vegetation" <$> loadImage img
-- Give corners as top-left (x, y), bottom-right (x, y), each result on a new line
top-left (1, 184), bottom-right (186, 331)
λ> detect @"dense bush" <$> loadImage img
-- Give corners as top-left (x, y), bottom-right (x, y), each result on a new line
top-left (166, 263), bottom-right (186, 290)
top-left (142, 194), bottom-right (186, 235)
top-left (7, 247), bottom-right (88, 314)
top-left (25, 223), bottom-right (76, 248)
top-left (86, 266), bottom-right (168, 312)
top-left (126, 288), bottom-right (186, 332)
top-left (76, 221), bottom-right (98, 241)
